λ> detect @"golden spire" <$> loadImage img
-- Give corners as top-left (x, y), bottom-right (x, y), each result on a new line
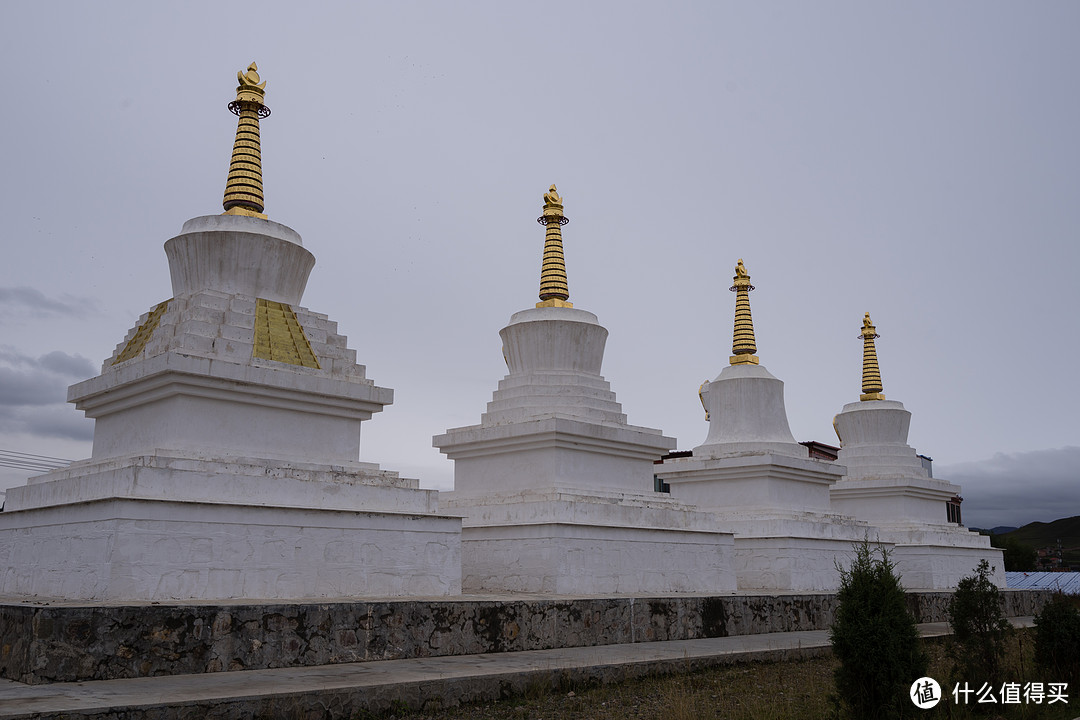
top-left (729, 259), bottom-right (759, 365)
top-left (859, 312), bottom-right (885, 400)
top-left (536, 184), bottom-right (573, 308)
top-left (223, 62), bottom-right (271, 219)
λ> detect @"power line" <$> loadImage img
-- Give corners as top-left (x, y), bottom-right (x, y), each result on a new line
top-left (0, 449), bottom-right (73, 473)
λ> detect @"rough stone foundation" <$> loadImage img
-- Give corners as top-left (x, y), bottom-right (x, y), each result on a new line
top-left (0, 590), bottom-right (1052, 685)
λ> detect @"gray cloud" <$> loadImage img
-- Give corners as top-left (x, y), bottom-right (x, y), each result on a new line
top-left (0, 404), bottom-right (93, 442)
top-left (0, 348), bottom-right (95, 407)
top-left (0, 287), bottom-right (95, 318)
top-left (939, 447), bottom-right (1080, 530)
top-left (37, 351), bottom-right (96, 378)
top-left (18, 405), bottom-right (94, 442)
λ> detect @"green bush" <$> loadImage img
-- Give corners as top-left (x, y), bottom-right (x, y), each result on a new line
top-left (830, 541), bottom-right (927, 719)
top-left (947, 559), bottom-right (1011, 683)
top-left (989, 534), bottom-right (1037, 571)
top-left (1033, 592), bottom-right (1080, 683)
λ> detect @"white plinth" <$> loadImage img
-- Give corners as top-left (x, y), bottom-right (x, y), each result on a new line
top-left (73, 347), bottom-right (390, 464)
top-left (437, 416), bottom-right (673, 496)
top-left (829, 475), bottom-right (961, 527)
top-left (889, 536), bottom-right (1006, 590)
top-left (0, 452), bottom-right (462, 601)
top-left (442, 487), bottom-right (737, 594)
top-left (658, 452), bottom-right (845, 515)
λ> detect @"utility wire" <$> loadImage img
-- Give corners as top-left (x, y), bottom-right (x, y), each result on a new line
top-left (0, 449), bottom-right (73, 473)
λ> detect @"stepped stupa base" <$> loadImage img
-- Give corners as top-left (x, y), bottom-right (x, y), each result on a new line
top-left (0, 452), bottom-right (462, 601)
top-left (873, 524), bottom-right (1005, 589)
top-left (657, 452), bottom-right (887, 591)
top-left (717, 511), bottom-right (885, 591)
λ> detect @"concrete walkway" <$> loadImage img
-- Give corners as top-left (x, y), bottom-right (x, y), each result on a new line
top-left (0, 619), bottom-right (1036, 720)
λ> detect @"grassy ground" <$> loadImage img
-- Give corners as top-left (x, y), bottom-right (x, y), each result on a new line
top-left (377, 628), bottom-right (1076, 720)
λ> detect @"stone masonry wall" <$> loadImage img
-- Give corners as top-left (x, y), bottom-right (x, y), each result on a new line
top-left (0, 590), bottom-right (1052, 685)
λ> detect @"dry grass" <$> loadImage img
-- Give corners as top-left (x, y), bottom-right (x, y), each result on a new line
top-left (379, 629), bottom-right (1074, 720)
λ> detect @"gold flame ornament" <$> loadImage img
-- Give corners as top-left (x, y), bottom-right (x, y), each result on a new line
top-left (859, 312), bottom-right (885, 400)
top-left (729, 259), bottom-right (759, 365)
top-left (536, 184), bottom-right (572, 308)
top-left (223, 62), bottom-right (270, 219)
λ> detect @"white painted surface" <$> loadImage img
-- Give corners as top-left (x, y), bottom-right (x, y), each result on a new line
top-left (732, 536), bottom-right (875, 592)
top-left (460, 523), bottom-right (736, 594)
top-left (437, 305), bottom-right (736, 594)
top-left (435, 306), bottom-right (675, 497)
top-left (0, 215), bottom-right (462, 601)
top-left (437, 416), bottom-right (672, 496)
top-left (71, 286), bottom-right (391, 464)
top-left (830, 398), bottom-right (1006, 587)
top-left (658, 366), bottom-right (886, 592)
top-left (832, 400), bottom-right (929, 480)
top-left (166, 215), bottom-right (314, 304)
top-left (891, 541), bottom-right (1006, 590)
top-left (6, 451), bottom-right (429, 512)
top-left (829, 475), bottom-right (961, 526)
top-left (658, 452), bottom-right (845, 515)
top-left (0, 497), bottom-right (461, 601)
top-left (695, 364), bottom-right (807, 459)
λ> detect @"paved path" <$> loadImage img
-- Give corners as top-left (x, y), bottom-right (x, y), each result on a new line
top-left (0, 619), bottom-right (1037, 719)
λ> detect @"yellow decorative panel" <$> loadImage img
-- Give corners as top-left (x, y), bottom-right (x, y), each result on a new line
top-left (253, 298), bottom-right (320, 369)
top-left (114, 300), bottom-right (172, 364)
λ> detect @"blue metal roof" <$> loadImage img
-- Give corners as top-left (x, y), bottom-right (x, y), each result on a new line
top-left (1006, 571), bottom-right (1080, 594)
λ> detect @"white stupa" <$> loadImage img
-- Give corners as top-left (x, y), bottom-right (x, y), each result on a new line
top-left (829, 313), bottom-right (1004, 588)
top-left (656, 260), bottom-right (877, 591)
top-left (434, 186), bottom-right (736, 595)
top-left (0, 64), bottom-right (461, 601)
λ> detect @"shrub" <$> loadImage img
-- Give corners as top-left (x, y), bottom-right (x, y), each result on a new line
top-left (1033, 592), bottom-right (1080, 683)
top-left (989, 534), bottom-right (1037, 571)
top-left (947, 559), bottom-right (1011, 682)
top-left (830, 541), bottom-right (927, 719)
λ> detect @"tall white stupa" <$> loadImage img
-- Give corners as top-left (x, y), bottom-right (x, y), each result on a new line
top-left (656, 260), bottom-right (876, 591)
top-left (0, 64), bottom-right (461, 601)
top-left (434, 186), bottom-right (736, 595)
top-left (829, 313), bottom-right (1004, 587)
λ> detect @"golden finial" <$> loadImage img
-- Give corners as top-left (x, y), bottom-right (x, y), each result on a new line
top-left (223, 62), bottom-right (271, 219)
top-left (859, 312), bottom-right (885, 400)
top-left (729, 259), bottom-right (759, 365)
top-left (536, 184), bottom-right (572, 308)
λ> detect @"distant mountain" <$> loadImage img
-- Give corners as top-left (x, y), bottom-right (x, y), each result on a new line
top-left (969, 526), bottom-right (1018, 535)
top-left (1000, 516), bottom-right (1080, 563)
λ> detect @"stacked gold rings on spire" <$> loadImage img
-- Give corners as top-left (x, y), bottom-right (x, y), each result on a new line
top-left (729, 259), bottom-right (759, 365)
top-left (536, 185), bottom-right (573, 308)
top-left (223, 63), bottom-right (270, 219)
top-left (859, 312), bottom-right (885, 400)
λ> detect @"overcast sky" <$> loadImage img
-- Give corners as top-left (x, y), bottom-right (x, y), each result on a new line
top-left (1, 2), bottom-right (1076, 530)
